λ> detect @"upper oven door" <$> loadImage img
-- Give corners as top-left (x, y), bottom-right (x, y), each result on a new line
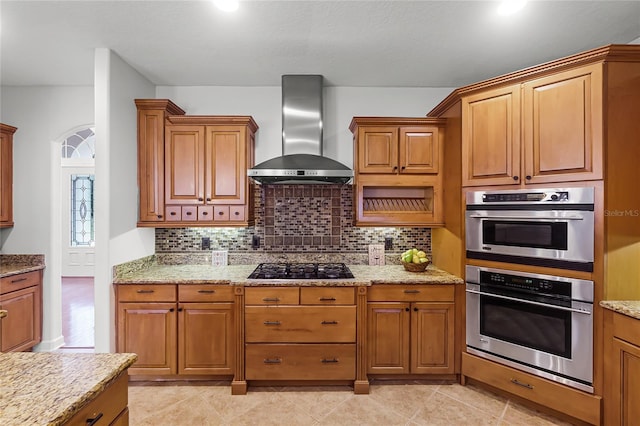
top-left (465, 209), bottom-right (594, 270)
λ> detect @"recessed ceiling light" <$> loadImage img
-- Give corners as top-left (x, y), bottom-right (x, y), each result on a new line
top-left (213, 0), bottom-right (239, 12)
top-left (498, 0), bottom-right (527, 15)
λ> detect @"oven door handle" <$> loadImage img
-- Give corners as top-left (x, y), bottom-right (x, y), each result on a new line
top-left (467, 214), bottom-right (584, 221)
top-left (465, 289), bottom-right (592, 315)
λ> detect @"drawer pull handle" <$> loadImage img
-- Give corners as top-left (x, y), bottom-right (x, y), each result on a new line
top-left (198, 290), bottom-right (216, 294)
top-left (321, 320), bottom-right (338, 325)
top-left (403, 289), bottom-right (420, 294)
top-left (263, 321), bottom-right (281, 326)
top-left (321, 358), bottom-right (339, 364)
top-left (10, 277), bottom-right (28, 283)
top-left (319, 297), bottom-right (336, 301)
top-left (262, 297), bottom-right (280, 302)
top-left (86, 412), bottom-right (103, 426)
top-left (136, 289), bottom-right (155, 294)
top-left (263, 358), bottom-right (282, 364)
top-left (510, 378), bottom-right (534, 390)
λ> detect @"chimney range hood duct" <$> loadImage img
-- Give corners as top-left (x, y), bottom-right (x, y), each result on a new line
top-left (248, 75), bottom-right (353, 184)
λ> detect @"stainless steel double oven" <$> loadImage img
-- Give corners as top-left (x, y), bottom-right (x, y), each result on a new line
top-left (465, 187), bottom-right (596, 393)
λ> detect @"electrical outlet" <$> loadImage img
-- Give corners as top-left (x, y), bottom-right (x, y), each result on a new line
top-left (384, 237), bottom-right (393, 250)
top-left (252, 235), bottom-right (260, 249)
top-left (368, 244), bottom-right (385, 266)
top-left (211, 250), bottom-right (228, 266)
top-left (201, 237), bottom-right (210, 250)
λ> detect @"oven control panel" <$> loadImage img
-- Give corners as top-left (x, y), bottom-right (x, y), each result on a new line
top-left (480, 271), bottom-right (570, 297)
top-left (482, 191), bottom-right (569, 203)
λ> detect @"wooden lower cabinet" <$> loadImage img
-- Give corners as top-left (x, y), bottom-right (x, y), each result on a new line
top-left (367, 285), bottom-right (455, 375)
top-left (243, 286), bottom-right (361, 389)
top-left (462, 352), bottom-right (601, 425)
top-left (603, 308), bottom-right (640, 425)
top-left (0, 270), bottom-right (43, 352)
top-left (245, 344), bottom-right (356, 380)
top-left (116, 284), bottom-right (234, 378)
top-left (64, 372), bottom-right (129, 425)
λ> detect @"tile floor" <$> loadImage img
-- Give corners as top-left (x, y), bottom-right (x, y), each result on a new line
top-left (127, 380), bottom-right (573, 425)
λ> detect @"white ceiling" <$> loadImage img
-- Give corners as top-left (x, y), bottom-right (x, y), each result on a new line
top-left (1, 0), bottom-right (639, 88)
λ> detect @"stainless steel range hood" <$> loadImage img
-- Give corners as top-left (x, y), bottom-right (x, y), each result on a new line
top-left (248, 75), bottom-right (353, 184)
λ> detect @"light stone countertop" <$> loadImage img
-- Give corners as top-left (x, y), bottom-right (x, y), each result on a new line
top-left (0, 352), bottom-right (137, 426)
top-left (0, 254), bottom-right (45, 278)
top-left (113, 263), bottom-right (463, 286)
top-left (600, 300), bottom-right (640, 320)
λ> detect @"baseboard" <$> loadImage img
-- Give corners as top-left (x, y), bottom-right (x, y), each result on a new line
top-left (33, 335), bottom-right (65, 352)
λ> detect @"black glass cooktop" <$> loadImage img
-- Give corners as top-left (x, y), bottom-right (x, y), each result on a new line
top-left (247, 263), bottom-right (354, 280)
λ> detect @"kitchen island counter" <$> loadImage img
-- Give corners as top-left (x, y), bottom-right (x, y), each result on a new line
top-left (0, 352), bottom-right (137, 425)
top-left (113, 263), bottom-right (463, 286)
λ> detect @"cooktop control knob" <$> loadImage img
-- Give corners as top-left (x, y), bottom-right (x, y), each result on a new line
top-left (550, 194), bottom-right (559, 201)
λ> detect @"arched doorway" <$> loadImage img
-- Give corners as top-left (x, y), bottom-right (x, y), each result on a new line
top-left (60, 126), bottom-right (95, 350)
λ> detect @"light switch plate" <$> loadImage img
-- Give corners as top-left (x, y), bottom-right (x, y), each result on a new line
top-left (368, 244), bottom-right (385, 266)
top-left (211, 250), bottom-right (228, 266)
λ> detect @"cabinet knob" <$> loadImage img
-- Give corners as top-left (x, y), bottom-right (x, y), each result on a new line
top-left (86, 413), bottom-right (104, 426)
top-left (405, 307), bottom-right (410, 312)
top-left (393, 166), bottom-right (398, 171)
top-left (234, 211), bottom-right (240, 216)
top-left (170, 211), bottom-right (177, 216)
top-left (157, 214), bottom-right (163, 219)
top-left (218, 211), bottom-right (224, 215)
top-left (202, 211), bottom-right (208, 216)
top-left (198, 197), bottom-right (204, 201)
top-left (401, 166), bottom-right (406, 170)
top-left (414, 307), bottom-right (418, 312)
top-left (169, 308), bottom-right (175, 312)
top-left (513, 176), bottom-right (519, 181)
top-left (186, 211), bottom-right (192, 216)
top-left (206, 198), bottom-right (212, 202)
top-left (525, 175), bottom-right (532, 180)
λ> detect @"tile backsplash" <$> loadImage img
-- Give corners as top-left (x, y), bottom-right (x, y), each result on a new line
top-left (156, 184), bottom-right (431, 255)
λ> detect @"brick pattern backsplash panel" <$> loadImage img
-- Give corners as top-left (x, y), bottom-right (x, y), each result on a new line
top-left (156, 184), bottom-right (431, 254)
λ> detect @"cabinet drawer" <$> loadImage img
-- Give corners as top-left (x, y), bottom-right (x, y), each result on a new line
top-left (245, 287), bottom-right (299, 305)
top-left (368, 285), bottom-right (454, 302)
top-left (300, 287), bottom-right (355, 305)
top-left (230, 206), bottom-right (245, 221)
top-left (198, 205), bottom-right (214, 221)
top-left (178, 285), bottom-right (234, 302)
top-left (245, 343), bottom-right (356, 380)
top-left (214, 205), bottom-right (230, 221)
top-left (1, 270), bottom-right (41, 294)
top-left (462, 352), bottom-right (601, 425)
top-left (165, 206), bottom-right (181, 221)
top-left (117, 285), bottom-right (177, 302)
top-left (245, 306), bottom-right (356, 343)
top-left (65, 372), bottom-right (128, 426)
top-left (182, 206), bottom-right (197, 221)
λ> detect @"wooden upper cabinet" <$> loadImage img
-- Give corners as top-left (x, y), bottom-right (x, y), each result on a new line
top-left (522, 64), bottom-right (603, 184)
top-left (135, 100), bottom-right (185, 223)
top-left (461, 84), bottom-right (521, 186)
top-left (165, 125), bottom-right (205, 205)
top-left (136, 100), bottom-right (257, 227)
top-left (356, 122), bottom-right (439, 175)
top-left (461, 63), bottom-right (603, 187)
top-left (205, 126), bottom-right (246, 204)
top-left (0, 123), bottom-right (17, 228)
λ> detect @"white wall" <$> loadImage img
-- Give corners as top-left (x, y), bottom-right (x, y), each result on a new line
top-left (94, 48), bottom-right (156, 353)
top-left (0, 86), bottom-right (94, 350)
top-left (156, 86), bottom-right (455, 168)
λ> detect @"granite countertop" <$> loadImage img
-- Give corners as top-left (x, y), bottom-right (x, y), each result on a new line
top-left (0, 254), bottom-right (46, 278)
top-left (113, 263), bottom-right (463, 286)
top-left (0, 352), bottom-right (137, 425)
top-left (600, 300), bottom-right (640, 320)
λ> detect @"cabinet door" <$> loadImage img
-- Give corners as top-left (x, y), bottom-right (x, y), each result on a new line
top-left (165, 125), bottom-right (205, 205)
top-left (0, 125), bottom-right (15, 226)
top-left (117, 302), bottom-right (177, 375)
top-left (137, 109), bottom-right (166, 222)
top-left (399, 127), bottom-right (439, 174)
top-left (0, 286), bottom-right (41, 352)
top-left (607, 337), bottom-right (640, 425)
top-left (411, 302), bottom-right (455, 374)
top-left (178, 302), bottom-right (234, 375)
top-left (462, 84), bottom-right (521, 186)
top-left (367, 302), bottom-right (410, 374)
top-left (522, 64), bottom-right (603, 184)
top-left (205, 126), bottom-right (246, 204)
top-left (357, 127), bottom-right (399, 174)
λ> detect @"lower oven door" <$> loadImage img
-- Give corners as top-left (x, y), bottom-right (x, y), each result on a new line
top-left (466, 283), bottom-right (594, 393)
